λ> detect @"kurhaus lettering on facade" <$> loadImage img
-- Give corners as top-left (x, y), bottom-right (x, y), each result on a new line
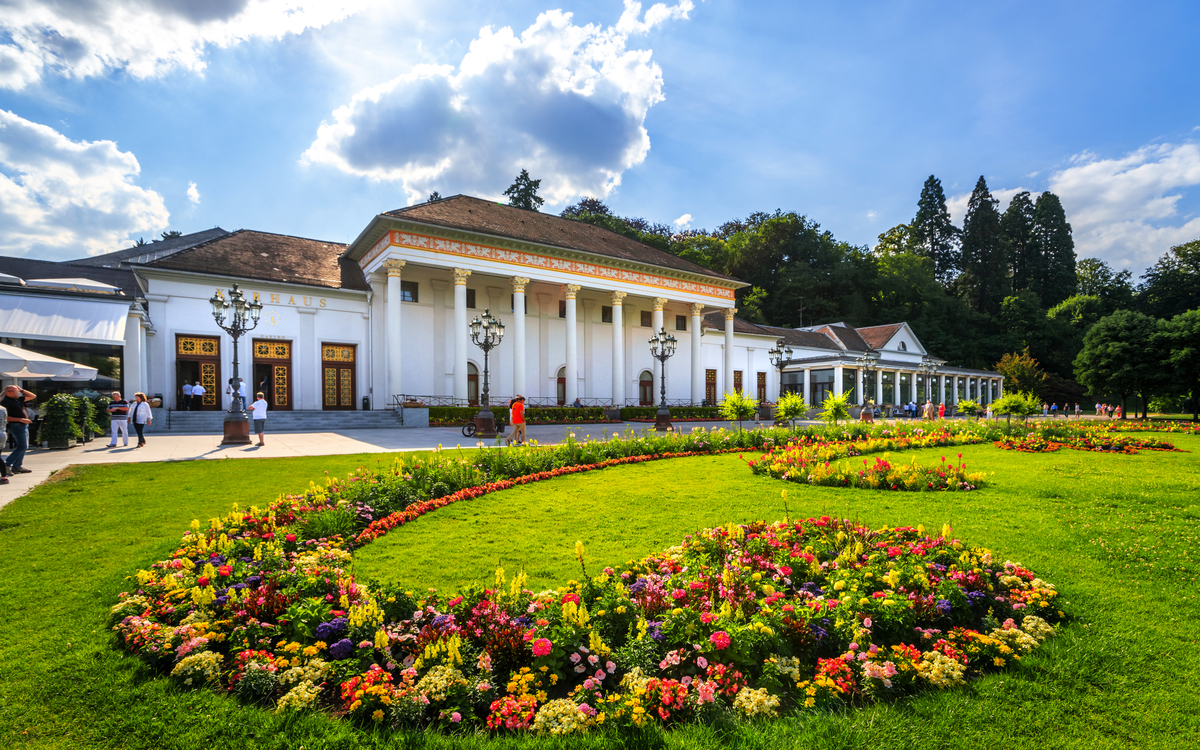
top-left (8, 196), bottom-right (1001, 415)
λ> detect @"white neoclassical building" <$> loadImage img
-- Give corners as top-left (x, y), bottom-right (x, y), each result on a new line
top-left (1, 196), bottom-right (1002, 413)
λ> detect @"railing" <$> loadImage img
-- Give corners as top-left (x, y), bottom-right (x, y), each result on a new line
top-left (391, 394), bottom-right (708, 409)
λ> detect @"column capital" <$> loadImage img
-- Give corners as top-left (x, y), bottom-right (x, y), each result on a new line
top-left (564, 284), bottom-right (582, 300)
top-left (690, 302), bottom-right (704, 316)
top-left (653, 297), bottom-right (669, 312)
top-left (383, 258), bottom-right (406, 277)
top-left (610, 290), bottom-right (627, 305)
top-left (453, 268), bottom-right (471, 286)
top-left (723, 307), bottom-right (738, 321)
top-left (511, 276), bottom-right (530, 293)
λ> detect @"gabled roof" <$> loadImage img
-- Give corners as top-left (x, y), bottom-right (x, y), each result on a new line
top-left (0, 255), bottom-right (138, 297)
top-left (701, 311), bottom-right (775, 336)
top-left (69, 228), bottom-right (229, 268)
top-left (380, 195), bottom-right (739, 283)
top-left (141, 230), bottom-right (368, 291)
top-left (758, 325), bottom-right (843, 351)
top-left (857, 323), bottom-right (905, 349)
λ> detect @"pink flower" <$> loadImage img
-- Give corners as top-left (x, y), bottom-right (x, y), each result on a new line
top-left (863, 617), bottom-right (873, 628)
top-left (448, 596), bottom-right (463, 608)
top-left (709, 631), bottom-right (731, 650)
top-left (531, 638), bottom-right (552, 657)
top-left (451, 712), bottom-right (462, 723)
top-left (671, 588), bottom-right (687, 600)
top-left (696, 656), bottom-right (708, 669)
top-left (570, 653), bottom-right (582, 664)
top-left (285, 533), bottom-right (297, 542)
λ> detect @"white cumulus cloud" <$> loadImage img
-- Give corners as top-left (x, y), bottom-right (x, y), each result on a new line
top-left (302, 0), bottom-right (695, 206)
top-left (0, 110), bottom-right (170, 258)
top-left (948, 142), bottom-right (1200, 271)
top-left (672, 213), bottom-right (692, 228)
top-left (187, 180), bottom-right (201, 204)
top-left (0, 0), bottom-right (368, 90)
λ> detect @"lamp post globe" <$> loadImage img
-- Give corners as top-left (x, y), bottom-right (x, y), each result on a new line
top-left (768, 337), bottom-right (793, 398)
top-left (649, 327), bottom-right (677, 431)
top-left (211, 283), bottom-right (261, 445)
top-left (469, 308), bottom-right (504, 439)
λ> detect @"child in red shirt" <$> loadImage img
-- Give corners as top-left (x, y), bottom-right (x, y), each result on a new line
top-left (507, 396), bottom-right (527, 446)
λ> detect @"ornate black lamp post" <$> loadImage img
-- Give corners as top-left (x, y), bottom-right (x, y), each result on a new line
top-left (469, 308), bottom-right (505, 438)
top-left (209, 283), bottom-right (262, 445)
top-left (767, 337), bottom-right (794, 397)
top-left (918, 356), bottom-right (939, 405)
top-left (855, 349), bottom-right (880, 409)
top-left (649, 327), bottom-right (677, 431)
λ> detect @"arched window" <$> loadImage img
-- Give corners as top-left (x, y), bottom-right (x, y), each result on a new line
top-left (467, 362), bottom-right (479, 406)
top-left (639, 370), bottom-right (654, 406)
top-left (899, 341), bottom-right (907, 351)
top-left (556, 367), bottom-right (566, 406)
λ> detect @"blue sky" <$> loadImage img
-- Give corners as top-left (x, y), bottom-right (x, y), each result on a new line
top-left (2, 0), bottom-right (1198, 276)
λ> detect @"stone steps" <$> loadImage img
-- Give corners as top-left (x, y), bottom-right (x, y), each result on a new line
top-left (146, 410), bottom-right (405, 433)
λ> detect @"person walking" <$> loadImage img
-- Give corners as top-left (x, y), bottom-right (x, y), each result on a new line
top-left (507, 395), bottom-right (527, 446)
top-left (130, 392), bottom-right (152, 447)
top-left (248, 391), bottom-right (268, 446)
top-left (191, 381), bottom-right (206, 410)
top-left (182, 381), bottom-right (193, 411)
top-left (2, 385), bottom-right (35, 474)
top-left (107, 391), bottom-right (130, 447)
top-left (1050, 403), bottom-right (1058, 418)
top-left (1075, 403), bottom-right (1081, 419)
top-left (938, 402), bottom-right (945, 419)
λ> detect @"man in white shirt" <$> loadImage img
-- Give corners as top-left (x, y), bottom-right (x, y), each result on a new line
top-left (248, 391), bottom-right (268, 446)
top-left (191, 381), bottom-right (206, 410)
top-left (182, 382), bottom-right (193, 411)
top-left (107, 391), bottom-right (129, 447)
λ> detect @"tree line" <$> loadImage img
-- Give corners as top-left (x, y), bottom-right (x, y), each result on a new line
top-left (492, 171), bottom-right (1200, 418)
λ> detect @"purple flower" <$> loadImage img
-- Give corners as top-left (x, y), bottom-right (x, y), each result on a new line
top-left (936, 599), bottom-right (953, 615)
top-left (329, 638), bottom-right (354, 660)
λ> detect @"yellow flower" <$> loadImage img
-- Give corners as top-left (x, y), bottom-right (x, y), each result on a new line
top-left (372, 709), bottom-right (384, 722)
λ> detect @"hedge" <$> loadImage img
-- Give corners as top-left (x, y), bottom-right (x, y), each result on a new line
top-left (619, 406), bottom-right (722, 420)
top-left (426, 405), bottom-right (618, 426)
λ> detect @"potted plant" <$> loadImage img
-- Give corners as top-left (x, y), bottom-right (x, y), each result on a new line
top-left (42, 393), bottom-right (82, 449)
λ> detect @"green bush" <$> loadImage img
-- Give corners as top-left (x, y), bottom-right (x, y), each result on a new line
top-left (42, 394), bottom-right (82, 446)
top-left (76, 396), bottom-right (104, 436)
top-left (719, 390), bottom-right (759, 430)
top-left (619, 406), bottom-right (721, 420)
top-left (427, 405), bottom-right (617, 426)
top-left (819, 391), bottom-right (852, 426)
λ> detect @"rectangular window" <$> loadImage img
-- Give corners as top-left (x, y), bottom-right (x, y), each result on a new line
top-left (706, 369), bottom-right (717, 404)
top-left (810, 368), bottom-right (836, 406)
top-left (733, 370), bottom-right (743, 395)
top-left (640, 310), bottom-right (652, 327)
top-left (466, 288), bottom-right (476, 309)
top-left (844, 368), bottom-right (860, 403)
top-left (757, 371), bottom-right (767, 402)
top-left (675, 315), bottom-right (687, 331)
top-left (602, 306), bottom-right (613, 323)
top-left (558, 300), bottom-right (566, 318)
top-left (401, 280), bottom-right (418, 303)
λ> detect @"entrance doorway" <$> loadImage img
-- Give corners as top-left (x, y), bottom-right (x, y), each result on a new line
top-left (639, 371), bottom-right (654, 405)
top-left (468, 363), bottom-right (479, 406)
top-left (705, 369), bottom-right (717, 405)
top-left (252, 340), bottom-right (292, 410)
top-left (321, 343), bottom-right (357, 410)
top-left (556, 367), bottom-right (566, 406)
top-left (175, 335), bottom-right (220, 410)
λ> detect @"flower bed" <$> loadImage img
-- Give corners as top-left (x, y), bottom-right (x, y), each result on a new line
top-left (112, 509), bottom-right (1065, 734)
top-left (994, 434), bottom-right (1181, 454)
top-left (746, 430), bottom-right (989, 491)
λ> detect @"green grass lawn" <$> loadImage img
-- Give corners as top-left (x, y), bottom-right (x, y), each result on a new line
top-left (2, 439), bottom-right (1199, 749)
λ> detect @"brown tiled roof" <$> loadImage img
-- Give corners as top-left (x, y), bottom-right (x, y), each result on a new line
top-left (384, 196), bottom-right (738, 283)
top-left (143, 230), bottom-right (368, 291)
top-left (760, 325), bottom-right (843, 351)
top-left (856, 323), bottom-right (904, 349)
top-left (701, 311), bottom-right (774, 336)
top-left (69, 228), bottom-right (229, 268)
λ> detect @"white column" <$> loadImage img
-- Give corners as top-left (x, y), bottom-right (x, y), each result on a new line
top-left (651, 297), bottom-right (667, 389)
top-left (723, 308), bottom-right (736, 401)
top-left (122, 308), bottom-right (144, 398)
top-left (583, 298), bottom-right (595, 399)
top-left (834, 365), bottom-right (844, 397)
top-left (564, 284), bottom-right (580, 405)
top-left (453, 268), bottom-right (470, 403)
top-left (384, 259), bottom-right (405, 402)
top-left (511, 277), bottom-right (528, 397)
top-left (859, 368), bottom-right (866, 405)
top-left (746, 348), bottom-right (755, 399)
top-left (997, 378), bottom-right (1004, 398)
top-left (910, 372), bottom-right (918, 403)
top-left (690, 303), bottom-right (703, 405)
top-left (938, 374), bottom-right (946, 405)
top-left (430, 279), bottom-right (449, 396)
top-left (876, 369), bottom-right (884, 405)
top-left (611, 291), bottom-right (626, 406)
top-left (803, 367), bottom-right (811, 405)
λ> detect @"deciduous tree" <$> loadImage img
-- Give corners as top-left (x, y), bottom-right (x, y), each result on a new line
top-left (1158, 309), bottom-right (1200, 421)
top-left (995, 347), bottom-right (1048, 398)
top-left (1137, 239), bottom-right (1200, 319)
top-left (1074, 310), bottom-right (1165, 418)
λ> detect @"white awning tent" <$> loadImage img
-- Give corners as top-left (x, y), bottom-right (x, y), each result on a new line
top-left (0, 343), bottom-right (98, 380)
top-left (0, 293), bottom-right (130, 344)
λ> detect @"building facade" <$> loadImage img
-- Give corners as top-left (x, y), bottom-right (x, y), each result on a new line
top-left (2, 196), bottom-right (1002, 412)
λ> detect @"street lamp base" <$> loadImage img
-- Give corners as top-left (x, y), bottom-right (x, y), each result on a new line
top-left (474, 408), bottom-right (498, 439)
top-left (654, 406), bottom-right (673, 432)
top-left (220, 412), bottom-right (251, 445)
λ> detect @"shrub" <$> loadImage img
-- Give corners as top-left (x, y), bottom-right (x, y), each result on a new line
top-left (774, 392), bottom-right (808, 428)
top-left (719, 390), bottom-right (758, 431)
top-left (41, 393), bottom-right (82, 446)
top-left (818, 391), bottom-right (851, 426)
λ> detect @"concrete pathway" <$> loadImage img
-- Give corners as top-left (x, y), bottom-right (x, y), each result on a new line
top-left (0, 419), bottom-right (795, 510)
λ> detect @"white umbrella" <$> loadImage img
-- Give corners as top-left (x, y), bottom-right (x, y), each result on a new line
top-left (0, 343), bottom-right (88, 378)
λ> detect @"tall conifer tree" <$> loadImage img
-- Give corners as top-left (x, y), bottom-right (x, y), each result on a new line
top-left (1001, 191), bottom-right (1036, 294)
top-left (1031, 192), bottom-right (1076, 307)
top-left (910, 175), bottom-right (960, 284)
top-left (959, 176), bottom-right (1007, 315)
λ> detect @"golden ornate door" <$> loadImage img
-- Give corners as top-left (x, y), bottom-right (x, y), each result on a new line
top-left (321, 343), bottom-right (357, 411)
top-left (175, 335), bottom-right (220, 410)
top-left (252, 340), bottom-right (292, 410)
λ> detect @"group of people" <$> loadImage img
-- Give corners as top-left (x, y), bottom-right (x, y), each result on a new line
top-left (1094, 403), bottom-right (1123, 419)
top-left (180, 381), bottom-right (208, 410)
top-left (105, 391), bottom-right (153, 448)
top-left (859, 400), bottom-right (949, 423)
top-left (1038, 403), bottom-right (1086, 418)
top-left (505, 395), bottom-right (527, 446)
